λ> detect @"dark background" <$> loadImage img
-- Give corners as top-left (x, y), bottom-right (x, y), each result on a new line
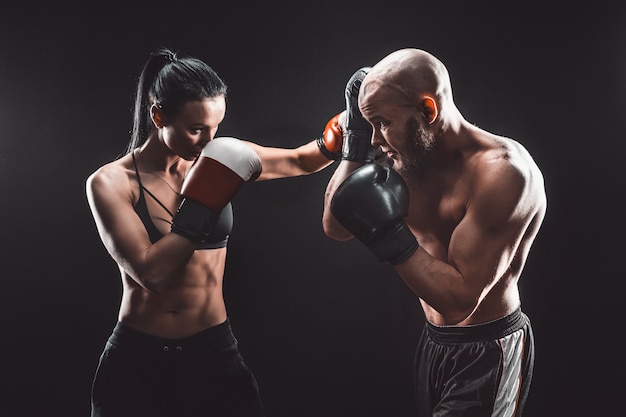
top-left (1, 1), bottom-right (624, 416)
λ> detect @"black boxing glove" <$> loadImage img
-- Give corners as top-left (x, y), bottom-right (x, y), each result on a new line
top-left (342, 67), bottom-right (378, 163)
top-left (330, 164), bottom-right (419, 265)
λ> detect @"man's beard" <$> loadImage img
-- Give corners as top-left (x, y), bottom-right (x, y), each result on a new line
top-left (396, 116), bottom-right (436, 180)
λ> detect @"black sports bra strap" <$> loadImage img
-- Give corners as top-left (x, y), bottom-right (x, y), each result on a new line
top-left (131, 151), bottom-right (175, 218)
top-left (142, 187), bottom-right (175, 218)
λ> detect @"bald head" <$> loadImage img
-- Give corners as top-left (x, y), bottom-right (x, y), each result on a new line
top-left (360, 48), bottom-right (453, 112)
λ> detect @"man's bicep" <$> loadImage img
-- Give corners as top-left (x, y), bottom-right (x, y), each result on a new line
top-left (448, 170), bottom-right (528, 299)
top-left (449, 214), bottom-right (519, 297)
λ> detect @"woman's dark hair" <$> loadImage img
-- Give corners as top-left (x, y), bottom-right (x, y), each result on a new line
top-left (123, 47), bottom-right (228, 155)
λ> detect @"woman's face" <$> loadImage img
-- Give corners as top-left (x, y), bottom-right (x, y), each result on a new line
top-left (159, 96), bottom-right (227, 160)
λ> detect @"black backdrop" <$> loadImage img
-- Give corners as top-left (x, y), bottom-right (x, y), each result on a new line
top-left (1, 2), bottom-right (624, 416)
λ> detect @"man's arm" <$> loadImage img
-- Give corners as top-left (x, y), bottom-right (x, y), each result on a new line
top-left (395, 158), bottom-right (542, 324)
top-left (322, 67), bottom-right (378, 240)
top-left (322, 160), bottom-right (363, 241)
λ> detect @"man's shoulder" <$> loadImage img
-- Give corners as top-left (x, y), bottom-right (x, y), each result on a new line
top-left (469, 135), bottom-right (546, 216)
top-left (472, 133), bottom-right (540, 178)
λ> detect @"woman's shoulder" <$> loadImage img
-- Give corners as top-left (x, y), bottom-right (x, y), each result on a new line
top-left (86, 155), bottom-right (135, 196)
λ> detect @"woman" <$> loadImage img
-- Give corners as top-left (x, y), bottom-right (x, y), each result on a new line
top-left (86, 47), bottom-right (342, 417)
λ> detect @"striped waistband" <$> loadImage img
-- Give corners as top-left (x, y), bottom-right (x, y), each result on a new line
top-left (425, 308), bottom-right (528, 344)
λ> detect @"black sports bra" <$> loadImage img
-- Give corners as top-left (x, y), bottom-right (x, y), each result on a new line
top-left (132, 152), bottom-right (232, 249)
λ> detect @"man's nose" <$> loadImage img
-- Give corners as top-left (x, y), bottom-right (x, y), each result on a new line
top-left (371, 129), bottom-right (384, 147)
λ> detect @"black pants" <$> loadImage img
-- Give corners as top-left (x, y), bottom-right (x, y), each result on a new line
top-left (414, 308), bottom-right (534, 417)
top-left (91, 319), bottom-right (264, 417)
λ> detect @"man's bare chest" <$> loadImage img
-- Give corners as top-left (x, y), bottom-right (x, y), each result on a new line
top-left (405, 182), bottom-right (468, 254)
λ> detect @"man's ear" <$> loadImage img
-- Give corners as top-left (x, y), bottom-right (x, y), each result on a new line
top-left (150, 104), bottom-right (165, 128)
top-left (420, 96), bottom-right (438, 124)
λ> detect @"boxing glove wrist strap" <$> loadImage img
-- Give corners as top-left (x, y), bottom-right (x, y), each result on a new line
top-left (367, 221), bottom-right (419, 265)
top-left (171, 198), bottom-right (219, 243)
top-left (316, 136), bottom-right (341, 161)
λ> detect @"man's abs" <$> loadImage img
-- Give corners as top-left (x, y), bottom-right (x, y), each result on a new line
top-left (422, 281), bottom-right (521, 326)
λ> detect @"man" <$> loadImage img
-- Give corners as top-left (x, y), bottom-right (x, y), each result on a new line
top-left (323, 49), bottom-right (546, 416)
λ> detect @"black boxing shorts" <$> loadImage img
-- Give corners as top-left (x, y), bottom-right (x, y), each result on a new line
top-left (414, 307), bottom-right (534, 417)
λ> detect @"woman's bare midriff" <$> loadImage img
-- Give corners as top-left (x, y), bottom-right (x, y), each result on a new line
top-left (118, 249), bottom-right (229, 339)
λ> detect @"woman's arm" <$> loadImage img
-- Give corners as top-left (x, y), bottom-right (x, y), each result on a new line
top-left (241, 113), bottom-right (343, 181)
top-left (244, 139), bottom-right (334, 181)
top-left (86, 164), bottom-right (197, 294)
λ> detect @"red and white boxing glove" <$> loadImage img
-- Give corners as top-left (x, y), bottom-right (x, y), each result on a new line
top-left (171, 137), bottom-right (262, 242)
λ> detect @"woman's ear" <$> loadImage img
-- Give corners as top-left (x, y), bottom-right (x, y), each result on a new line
top-left (150, 104), bottom-right (165, 128)
top-left (421, 96), bottom-right (438, 124)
